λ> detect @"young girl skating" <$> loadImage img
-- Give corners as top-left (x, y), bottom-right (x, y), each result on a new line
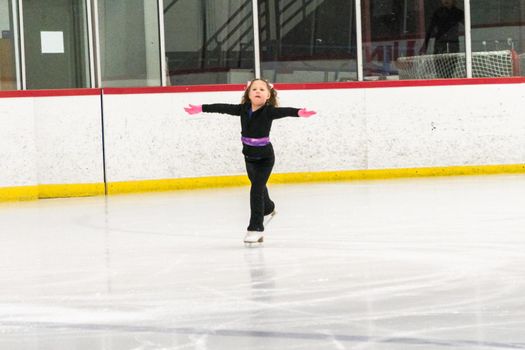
top-left (184, 79), bottom-right (316, 244)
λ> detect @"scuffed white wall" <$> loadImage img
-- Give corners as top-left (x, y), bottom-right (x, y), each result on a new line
top-left (103, 91), bottom-right (245, 183)
top-left (270, 88), bottom-right (367, 173)
top-left (102, 82), bottom-right (525, 184)
top-left (33, 95), bottom-right (104, 185)
top-left (3, 82), bottom-right (525, 198)
top-left (102, 88), bottom-right (368, 183)
top-left (0, 97), bottom-right (37, 188)
top-left (0, 93), bottom-right (104, 194)
top-left (365, 83), bottom-right (525, 169)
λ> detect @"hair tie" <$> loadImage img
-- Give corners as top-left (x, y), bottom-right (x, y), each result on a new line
top-left (246, 80), bottom-right (252, 87)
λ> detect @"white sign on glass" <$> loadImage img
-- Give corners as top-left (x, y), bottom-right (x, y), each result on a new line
top-left (41, 31), bottom-right (64, 54)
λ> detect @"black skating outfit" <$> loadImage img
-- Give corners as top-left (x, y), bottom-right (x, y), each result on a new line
top-left (202, 102), bottom-right (300, 231)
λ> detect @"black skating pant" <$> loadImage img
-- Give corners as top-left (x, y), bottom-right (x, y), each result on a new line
top-left (244, 155), bottom-right (275, 231)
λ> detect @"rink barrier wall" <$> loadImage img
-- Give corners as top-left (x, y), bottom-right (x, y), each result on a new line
top-left (38, 183), bottom-right (106, 199)
top-left (0, 184), bottom-right (106, 202)
top-left (106, 175), bottom-right (251, 194)
top-left (0, 89), bottom-right (105, 202)
top-left (3, 163), bottom-right (525, 201)
top-left (270, 164), bottom-right (525, 183)
top-left (2, 78), bottom-right (525, 201)
top-left (105, 164), bottom-right (525, 195)
top-left (0, 186), bottom-right (39, 201)
top-left (102, 77), bottom-right (525, 192)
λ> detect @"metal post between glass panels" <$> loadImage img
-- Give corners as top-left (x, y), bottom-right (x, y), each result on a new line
top-left (252, 0), bottom-right (261, 79)
top-left (86, 0), bottom-right (96, 88)
top-left (17, 0), bottom-right (25, 89)
top-left (464, 0), bottom-right (473, 78)
top-left (355, 0), bottom-right (363, 81)
top-left (10, 0), bottom-right (21, 89)
top-left (91, 0), bottom-right (101, 87)
top-left (158, 0), bottom-right (167, 87)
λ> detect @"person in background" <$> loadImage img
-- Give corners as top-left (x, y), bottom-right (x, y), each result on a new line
top-left (420, 0), bottom-right (464, 55)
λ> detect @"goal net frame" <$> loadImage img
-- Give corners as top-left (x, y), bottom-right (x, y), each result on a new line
top-left (396, 50), bottom-right (520, 80)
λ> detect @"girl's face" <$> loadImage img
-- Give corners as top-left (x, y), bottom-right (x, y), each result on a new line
top-left (248, 80), bottom-right (271, 107)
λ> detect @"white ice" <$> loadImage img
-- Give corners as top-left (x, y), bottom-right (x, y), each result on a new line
top-left (1, 175), bottom-right (525, 350)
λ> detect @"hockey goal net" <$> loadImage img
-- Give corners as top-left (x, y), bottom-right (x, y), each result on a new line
top-left (396, 50), bottom-right (520, 79)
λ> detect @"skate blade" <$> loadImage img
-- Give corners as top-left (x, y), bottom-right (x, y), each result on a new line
top-left (244, 236), bottom-right (264, 246)
top-left (263, 210), bottom-right (277, 226)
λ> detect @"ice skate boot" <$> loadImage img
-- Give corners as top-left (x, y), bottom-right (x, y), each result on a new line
top-left (244, 231), bottom-right (264, 246)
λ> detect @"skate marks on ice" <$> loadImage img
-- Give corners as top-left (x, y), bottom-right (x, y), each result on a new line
top-left (3, 236), bottom-right (524, 350)
top-left (2, 176), bottom-right (525, 349)
top-left (1, 320), bottom-right (525, 349)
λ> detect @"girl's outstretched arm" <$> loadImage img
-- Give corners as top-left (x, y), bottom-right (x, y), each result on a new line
top-left (272, 107), bottom-right (316, 119)
top-left (183, 104), bottom-right (242, 116)
top-left (203, 104), bottom-right (242, 116)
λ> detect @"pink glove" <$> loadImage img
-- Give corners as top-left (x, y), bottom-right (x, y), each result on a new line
top-left (298, 108), bottom-right (316, 118)
top-left (184, 104), bottom-right (202, 115)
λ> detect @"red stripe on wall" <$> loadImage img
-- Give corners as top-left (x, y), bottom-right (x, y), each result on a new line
top-left (275, 77), bottom-right (525, 90)
top-left (103, 77), bottom-right (525, 95)
top-left (103, 84), bottom-right (246, 95)
top-left (1, 77), bottom-right (525, 98)
top-left (0, 88), bottom-right (102, 98)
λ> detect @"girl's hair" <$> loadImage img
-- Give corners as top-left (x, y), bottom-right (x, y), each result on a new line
top-left (241, 79), bottom-right (279, 107)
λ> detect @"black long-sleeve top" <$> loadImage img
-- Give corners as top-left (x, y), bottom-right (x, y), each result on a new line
top-left (202, 102), bottom-right (300, 158)
top-left (424, 6), bottom-right (464, 47)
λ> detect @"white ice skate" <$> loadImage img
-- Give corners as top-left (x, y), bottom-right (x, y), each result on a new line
top-left (244, 231), bottom-right (264, 245)
top-left (244, 211), bottom-right (277, 246)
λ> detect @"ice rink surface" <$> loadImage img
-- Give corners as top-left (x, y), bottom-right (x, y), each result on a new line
top-left (1, 175), bottom-right (525, 350)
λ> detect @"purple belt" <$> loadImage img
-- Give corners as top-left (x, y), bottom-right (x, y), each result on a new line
top-left (241, 136), bottom-right (270, 147)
